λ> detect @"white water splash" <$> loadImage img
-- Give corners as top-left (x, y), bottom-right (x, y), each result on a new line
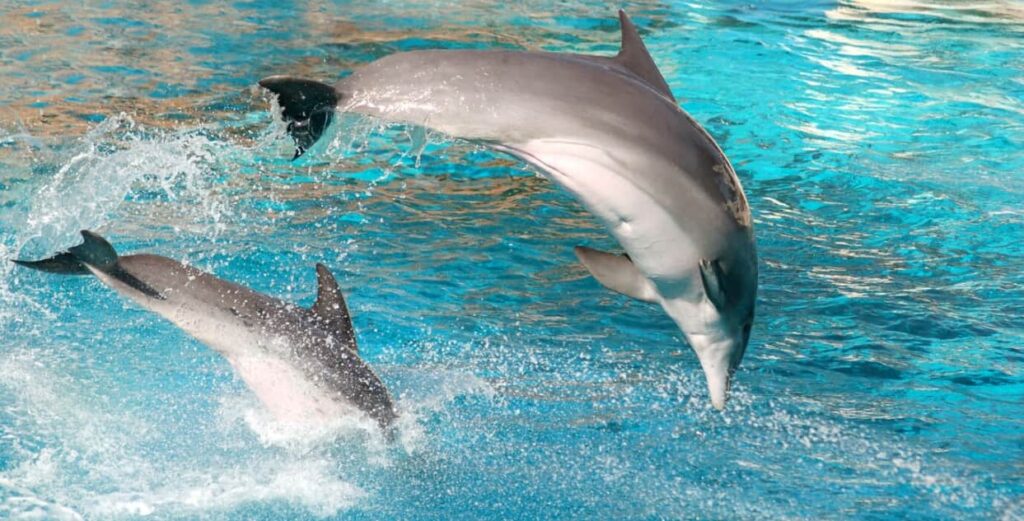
top-left (0, 347), bottom-right (368, 519)
top-left (85, 459), bottom-right (367, 519)
top-left (15, 114), bottom-right (230, 257)
top-left (215, 391), bottom-right (387, 453)
top-left (0, 113), bottom-right (246, 336)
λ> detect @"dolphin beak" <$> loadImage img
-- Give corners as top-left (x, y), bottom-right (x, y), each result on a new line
top-left (694, 343), bottom-right (735, 411)
top-left (703, 361), bottom-right (731, 411)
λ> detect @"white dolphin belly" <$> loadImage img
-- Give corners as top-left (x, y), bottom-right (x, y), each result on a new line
top-left (511, 138), bottom-right (713, 290)
top-left (227, 354), bottom-right (348, 422)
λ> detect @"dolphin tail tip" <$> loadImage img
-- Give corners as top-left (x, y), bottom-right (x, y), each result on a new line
top-left (258, 76), bottom-right (339, 160)
top-left (12, 230), bottom-right (118, 275)
top-left (11, 252), bottom-right (90, 275)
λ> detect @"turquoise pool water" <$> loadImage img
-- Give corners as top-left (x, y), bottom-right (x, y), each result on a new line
top-left (1, 1), bottom-right (1022, 519)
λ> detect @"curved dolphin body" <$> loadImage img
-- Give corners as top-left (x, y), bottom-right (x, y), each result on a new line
top-left (15, 231), bottom-right (397, 431)
top-left (260, 11), bottom-right (757, 409)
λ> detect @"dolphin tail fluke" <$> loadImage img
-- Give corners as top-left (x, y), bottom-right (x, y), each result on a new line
top-left (12, 252), bottom-right (90, 274)
top-left (11, 230), bottom-right (115, 275)
top-left (14, 230), bottom-right (165, 300)
top-left (258, 76), bottom-right (340, 159)
top-left (69, 230), bottom-right (119, 270)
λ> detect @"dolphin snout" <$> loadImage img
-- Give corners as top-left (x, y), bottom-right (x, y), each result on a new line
top-left (703, 359), bottom-right (732, 411)
top-left (692, 336), bottom-right (743, 410)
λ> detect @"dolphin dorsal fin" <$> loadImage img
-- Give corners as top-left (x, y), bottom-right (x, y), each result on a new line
top-left (575, 246), bottom-right (659, 303)
top-left (312, 263), bottom-right (358, 352)
top-left (615, 10), bottom-right (676, 102)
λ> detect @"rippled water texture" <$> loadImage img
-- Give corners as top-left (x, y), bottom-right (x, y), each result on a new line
top-left (1, 1), bottom-right (1022, 519)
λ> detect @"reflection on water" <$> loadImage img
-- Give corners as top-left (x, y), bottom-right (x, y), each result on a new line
top-left (833, 0), bottom-right (1024, 24)
top-left (1, 0), bottom-right (1023, 519)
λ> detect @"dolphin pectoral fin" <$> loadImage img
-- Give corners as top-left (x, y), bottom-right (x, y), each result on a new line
top-left (615, 10), bottom-right (676, 102)
top-left (312, 264), bottom-right (358, 352)
top-left (258, 76), bottom-right (340, 159)
top-left (574, 246), bottom-right (658, 303)
top-left (699, 258), bottom-right (727, 310)
top-left (12, 252), bottom-right (90, 274)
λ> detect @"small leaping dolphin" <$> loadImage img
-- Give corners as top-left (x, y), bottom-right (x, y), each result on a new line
top-left (14, 231), bottom-right (397, 431)
top-left (259, 10), bottom-right (757, 409)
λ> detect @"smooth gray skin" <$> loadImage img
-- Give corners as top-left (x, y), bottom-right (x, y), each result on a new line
top-left (261, 11), bottom-right (757, 409)
top-left (17, 232), bottom-right (396, 431)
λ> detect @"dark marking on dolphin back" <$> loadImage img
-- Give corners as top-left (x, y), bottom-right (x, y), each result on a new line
top-left (108, 265), bottom-right (166, 300)
top-left (72, 231), bottom-right (166, 300)
top-left (258, 76), bottom-right (340, 159)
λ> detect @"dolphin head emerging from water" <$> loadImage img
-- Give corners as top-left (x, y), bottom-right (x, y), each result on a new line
top-left (15, 231), bottom-right (397, 432)
top-left (259, 10), bottom-right (758, 409)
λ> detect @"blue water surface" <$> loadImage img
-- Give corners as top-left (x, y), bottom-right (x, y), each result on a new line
top-left (0, 1), bottom-right (1022, 519)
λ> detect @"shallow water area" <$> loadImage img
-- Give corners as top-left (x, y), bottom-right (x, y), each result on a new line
top-left (1, 0), bottom-right (1022, 519)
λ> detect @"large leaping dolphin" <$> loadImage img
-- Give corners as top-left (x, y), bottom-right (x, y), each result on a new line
top-left (14, 231), bottom-right (397, 431)
top-left (259, 11), bottom-right (757, 409)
